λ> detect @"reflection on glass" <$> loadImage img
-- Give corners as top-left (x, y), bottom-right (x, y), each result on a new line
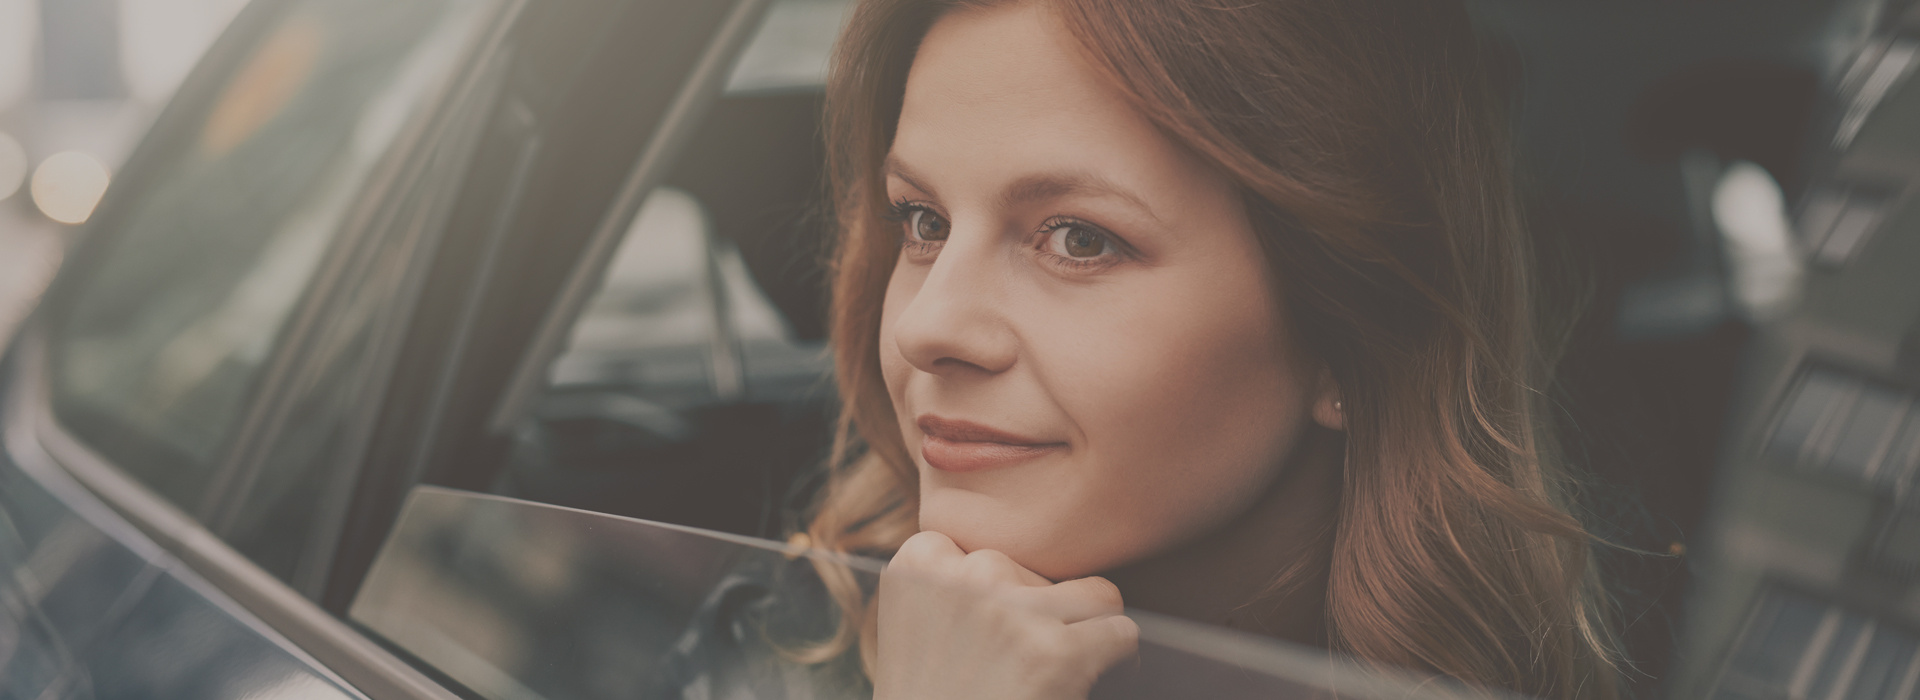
top-left (1, 459), bottom-right (358, 699)
top-left (354, 487), bottom-right (1503, 700)
top-left (49, 0), bottom-right (490, 511)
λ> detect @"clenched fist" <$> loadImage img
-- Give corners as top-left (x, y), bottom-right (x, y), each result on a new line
top-left (873, 531), bottom-right (1140, 700)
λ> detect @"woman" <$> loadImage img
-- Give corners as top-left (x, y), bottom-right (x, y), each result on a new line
top-left (799, 0), bottom-right (1622, 697)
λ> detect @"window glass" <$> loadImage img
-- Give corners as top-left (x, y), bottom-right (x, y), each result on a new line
top-left (352, 487), bottom-right (1471, 700)
top-left (219, 83), bottom-right (499, 594)
top-left (210, 4), bottom-right (497, 595)
top-left (496, 183), bottom-right (831, 537)
top-left (47, 0), bottom-right (491, 513)
top-left (485, 0), bottom-right (846, 538)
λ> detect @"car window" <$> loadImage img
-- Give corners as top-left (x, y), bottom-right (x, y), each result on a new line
top-left (215, 65), bottom-right (503, 596)
top-left (352, 487), bottom-right (1480, 700)
top-left (45, 0), bottom-right (493, 515)
top-left (479, 0), bottom-right (846, 539)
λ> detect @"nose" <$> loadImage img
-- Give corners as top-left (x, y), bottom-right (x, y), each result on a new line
top-left (891, 234), bottom-right (1019, 376)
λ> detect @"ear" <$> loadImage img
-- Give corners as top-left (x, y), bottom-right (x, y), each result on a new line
top-left (1310, 366), bottom-right (1345, 431)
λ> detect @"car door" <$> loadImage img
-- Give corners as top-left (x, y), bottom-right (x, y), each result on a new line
top-left (306, 0), bottom-right (780, 615)
top-left (345, 485), bottom-right (1491, 700)
top-left (0, 0), bottom-right (770, 697)
top-left (271, 1), bottom-right (1513, 696)
top-left (1, 0), bottom-right (510, 694)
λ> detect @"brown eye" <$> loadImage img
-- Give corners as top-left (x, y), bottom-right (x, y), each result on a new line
top-left (1063, 227), bottom-right (1104, 257)
top-left (908, 208), bottom-right (949, 242)
top-left (1047, 224), bottom-right (1111, 259)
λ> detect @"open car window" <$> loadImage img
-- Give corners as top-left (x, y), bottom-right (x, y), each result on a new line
top-left (473, 0), bottom-right (844, 540)
top-left (352, 486), bottom-right (1502, 700)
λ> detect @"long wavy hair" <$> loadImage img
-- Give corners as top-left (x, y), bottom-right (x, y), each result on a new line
top-left (798, 1), bottom-right (1621, 698)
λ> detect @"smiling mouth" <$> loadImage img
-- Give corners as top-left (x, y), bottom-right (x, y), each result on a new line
top-left (916, 416), bottom-right (1065, 473)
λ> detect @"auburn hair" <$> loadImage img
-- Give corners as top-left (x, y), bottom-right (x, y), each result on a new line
top-left (800, 1), bottom-right (1622, 698)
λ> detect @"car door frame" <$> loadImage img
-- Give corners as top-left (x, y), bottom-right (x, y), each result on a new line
top-left (318, 0), bottom-right (772, 614)
top-left (1, 0), bottom-right (523, 696)
top-left (5, 0), bottom-right (778, 692)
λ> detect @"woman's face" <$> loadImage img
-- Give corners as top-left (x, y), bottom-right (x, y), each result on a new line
top-left (879, 2), bottom-right (1334, 581)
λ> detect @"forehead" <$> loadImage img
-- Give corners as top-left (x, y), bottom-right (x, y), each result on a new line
top-left (891, 3), bottom-right (1214, 197)
top-left (903, 4), bottom-right (1117, 116)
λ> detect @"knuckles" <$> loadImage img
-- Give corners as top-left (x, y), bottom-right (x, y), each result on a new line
top-left (885, 531), bottom-right (962, 583)
top-left (959, 548), bottom-right (1020, 585)
top-left (873, 536), bottom-right (1137, 698)
top-left (893, 530), bottom-right (960, 566)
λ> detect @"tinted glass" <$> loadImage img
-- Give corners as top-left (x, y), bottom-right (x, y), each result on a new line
top-left (208, 5), bottom-right (496, 595)
top-left (47, 0), bottom-right (490, 513)
top-left (1, 448), bottom-right (359, 700)
top-left (354, 487), bottom-right (1483, 700)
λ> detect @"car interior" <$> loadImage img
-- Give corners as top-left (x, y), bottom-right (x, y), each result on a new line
top-left (449, 3), bottom-right (1902, 693)
top-left (8, 0), bottom-right (1920, 696)
top-left (488, 85), bottom-right (837, 540)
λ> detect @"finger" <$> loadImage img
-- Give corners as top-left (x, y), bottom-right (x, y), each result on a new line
top-left (1016, 576), bottom-right (1125, 622)
top-left (1066, 613), bottom-right (1141, 676)
top-left (891, 530), bottom-right (964, 569)
top-left (882, 532), bottom-right (966, 599)
top-left (959, 548), bottom-right (1052, 587)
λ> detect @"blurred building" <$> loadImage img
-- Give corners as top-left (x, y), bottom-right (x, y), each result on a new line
top-left (1670, 4), bottom-right (1920, 699)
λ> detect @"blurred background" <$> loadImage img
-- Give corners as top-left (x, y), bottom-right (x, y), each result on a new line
top-left (1, 0), bottom-right (1918, 698)
top-left (0, 0), bottom-right (249, 341)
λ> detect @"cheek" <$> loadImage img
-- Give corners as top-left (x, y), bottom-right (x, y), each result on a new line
top-left (1029, 268), bottom-right (1310, 563)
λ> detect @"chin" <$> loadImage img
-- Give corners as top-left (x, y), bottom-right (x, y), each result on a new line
top-left (918, 485), bottom-right (1130, 582)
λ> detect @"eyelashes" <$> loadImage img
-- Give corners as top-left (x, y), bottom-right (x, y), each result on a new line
top-left (884, 197), bottom-right (1131, 272)
top-left (1037, 216), bottom-right (1122, 269)
top-left (887, 199), bottom-right (948, 244)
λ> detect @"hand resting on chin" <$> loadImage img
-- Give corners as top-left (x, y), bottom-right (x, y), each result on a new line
top-left (874, 531), bottom-right (1140, 700)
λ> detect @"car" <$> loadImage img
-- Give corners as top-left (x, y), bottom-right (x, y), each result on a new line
top-left (0, 0), bottom-right (1475, 697)
top-left (3, 0), bottom-right (1919, 697)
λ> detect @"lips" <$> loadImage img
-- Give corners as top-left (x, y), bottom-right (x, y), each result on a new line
top-left (916, 415), bottom-right (1065, 473)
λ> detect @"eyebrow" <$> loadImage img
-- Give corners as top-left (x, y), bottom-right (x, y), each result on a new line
top-left (883, 155), bottom-right (941, 200)
top-left (883, 155), bottom-right (1163, 224)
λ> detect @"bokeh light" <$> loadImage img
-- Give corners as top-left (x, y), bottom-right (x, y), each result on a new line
top-left (30, 151), bottom-right (112, 224)
top-left (0, 132), bottom-right (26, 201)
top-left (1712, 160), bottom-right (1802, 320)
